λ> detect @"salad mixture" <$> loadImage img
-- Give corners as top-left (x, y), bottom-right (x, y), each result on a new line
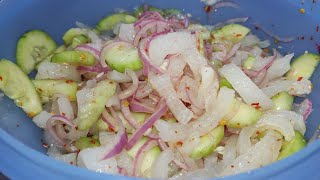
top-left (0, 4), bottom-right (319, 179)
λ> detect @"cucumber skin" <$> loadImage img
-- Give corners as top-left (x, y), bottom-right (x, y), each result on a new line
top-left (32, 79), bottom-right (78, 103)
top-left (277, 130), bottom-right (306, 160)
top-left (286, 53), bottom-right (320, 80)
top-left (63, 28), bottom-right (88, 45)
top-left (16, 30), bottom-right (57, 74)
top-left (51, 51), bottom-right (96, 66)
top-left (0, 59), bottom-right (42, 117)
top-left (96, 13), bottom-right (137, 32)
top-left (190, 126), bottom-right (225, 159)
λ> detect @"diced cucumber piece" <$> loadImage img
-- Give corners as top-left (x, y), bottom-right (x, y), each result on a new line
top-left (62, 28), bottom-right (88, 45)
top-left (212, 59), bottom-right (223, 68)
top-left (96, 13), bottom-right (137, 32)
top-left (74, 137), bottom-right (100, 150)
top-left (286, 53), bottom-right (320, 80)
top-left (243, 56), bottom-right (256, 70)
top-left (141, 146), bottom-right (161, 177)
top-left (77, 80), bottom-right (116, 130)
top-left (71, 35), bottom-right (89, 48)
top-left (219, 77), bottom-right (233, 89)
top-left (190, 126), bottom-right (224, 159)
top-left (96, 118), bottom-right (109, 131)
top-left (103, 45), bottom-right (143, 73)
top-left (226, 101), bottom-right (262, 128)
top-left (0, 59), bottom-right (42, 117)
top-left (211, 24), bottom-right (250, 43)
top-left (271, 92), bottom-right (294, 111)
top-left (127, 136), bottom-right (148, 158)
top-left (277, 130), bottom-right (306, 160)
top-left (16, 30), bottom-right (57, 74)
top-left (51, 51), bottom-right (96, 66)
top-left (36, 45), bottom-right (67, 69)
top-left (32, 79), bottom-right (78, 103)
top-left (188, 24), bottom-right (211, 40)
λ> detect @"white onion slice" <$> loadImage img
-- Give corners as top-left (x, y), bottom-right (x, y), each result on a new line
top-left (151, 149), bottom-right (174, 179)
top-left (219, 63), bottom-right (274, 110)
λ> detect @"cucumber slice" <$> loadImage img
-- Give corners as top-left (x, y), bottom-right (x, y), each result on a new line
top-left (77, 79), bottom-right (116, 130)
top-left (211, 24), bottom-right (250, 43)
top-left (127, 136), bottom-right (148, 158)
top-left (190, 126), bottom-right (224, 159)
top-left (286, 53), bottom-right (320, 80)
top-left (242, 56), bottom-right (256, 70)
top-left (16, 30), bottom-right (57, 74)
top-left (96, 13), bottom-right (137, 32)
top-left (51, 51), bottom-right (96, 66)
top-left (277, 130), bottom-right (306, 160)
top-left (32, 79), bottom-right (78, 103)
top-left (219, 77), bottom-right (233, 89)
top-left (0, 59), bottom-right (42, 117)
top-left (103, 45), bottom-right (143, 73)
top-left (62, 28), bottom-right (88, 45)
top-left (271, 92), bottom-right (294, 111)
top-left (71, 35), bottom-right (89, 48)
top-left (226, 100), bottom-right (262, 128)
top-left (141, 146), bottom-right (161, 177)
top-left (74, 137), bottom-right (100, 150)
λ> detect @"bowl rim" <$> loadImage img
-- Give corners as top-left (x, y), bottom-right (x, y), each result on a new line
top-left (1, 128), bottom-right (320, 179)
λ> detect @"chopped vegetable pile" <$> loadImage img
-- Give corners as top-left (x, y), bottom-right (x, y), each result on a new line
top-left (0, 3), bottom-right (319, 179)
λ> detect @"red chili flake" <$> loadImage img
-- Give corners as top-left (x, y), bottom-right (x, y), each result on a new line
top-left (0, 76), bottom-right (2, 81)
top-left (90, 139), bottom-right (96, 144)
top-left (61, 112), bottom-right (66, 116)
top-left (63, 144), bottom-right (67, 147)
top-left (277, 139), bottom-right (282, 141)
top-left (66, 80), bottom-right (73, 83)
top-left (204, 5), bottom-right (213, 13)
top-left (70, 162), bottom-right (74, 165)
top-left (235, 33), bottom-right (242, 37)
top-left (316, 43), bottom-right (320, 54)
top-left (175, 130), bottom-right (178, 134)
top-left (256, 131), bottom-right (260, 135)
top-left (75, 126), bottom-right (78, 130)
top-left (255, 105), bottom-right (261, 110)
top-left (42, 142), bottom-right (49, 148)
top-left (109, 81), bottom-right (113, 84)
top-left (297, 76), bottom-right (303, 81)
top-left (316, 25), bottom-right (319, 32)
top-left (251, 102), bottom-right (260, 106)
top-left (108, 126), bottom-right (115, 132)
top-left (176, 141), bottom-right (183, 147)
top-left (231, 165), bottom-right (235, 168)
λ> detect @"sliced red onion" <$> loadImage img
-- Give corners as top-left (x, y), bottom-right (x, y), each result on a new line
top-left (101, 109), bottom-right (119, 131)
top-left (133, 20), bottom-right (171, 46)
top-left (126, 102), bottom-right (167, 150)
top-left (293, 99), bottom-right (313, 121)
top-left (132, 139), bottom-right (158, 176)
top-left (254, 23), bottom-right (295, 43)
top-left (243, 49), bottom-right (277, 78)
top-left (77, 63), bottom-right (109, 74)
top-left (46, 115), bottom-right (75, 146)
top-left (75, 44), bottom-right (100, 60)
top-left (109, 107), bottom-right (124, 126)
top-left (224, 43), bottom-right (241, 62)
top-left (138, 40), bottom-right (165, 76)
top-left (118, 69), bottom-right (139, 100)
top-left (129, 99), bottom-right (155, 113)
top-left (102, 127), bottom-right (128, 160)
top-left (120, 100), bottom-right (140, 128)
top-left (213, 1), bottom-right (240, 9)
top-left (145, 132), bottom-right (160, 140)
top-left (138, 11), bottom-right (164, 21)
top-left (135, 82), bottom-right (153, 99)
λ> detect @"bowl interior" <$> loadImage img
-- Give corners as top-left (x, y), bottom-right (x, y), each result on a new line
top-left (0, 0), bottom-right (319, 179)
